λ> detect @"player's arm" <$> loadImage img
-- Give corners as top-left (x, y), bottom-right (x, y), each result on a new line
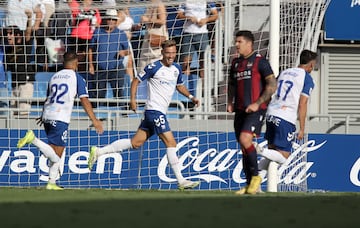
top-left (176, 84), bottom-right (199, 107)
top-left (255, 74), bottom-right (277, 105)
top-left (246, 58), bottom-right (277, 113)
top-left (80, 97), bottom-right (104, 134)
top-left (297, 95), bottom-right (308, 140)
top-left (130, 78), bottom-right (140, 112)
top-left (227, 69), bottom-right (236, 113)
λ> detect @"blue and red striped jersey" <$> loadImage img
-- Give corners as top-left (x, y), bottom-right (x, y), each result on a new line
top-left (229, 52), bottom-right (274, 111)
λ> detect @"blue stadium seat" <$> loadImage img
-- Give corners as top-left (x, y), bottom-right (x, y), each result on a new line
top-left (6, 71), bottom-right (11, 96)
top-left (34, 72), bottom-right (54, 98)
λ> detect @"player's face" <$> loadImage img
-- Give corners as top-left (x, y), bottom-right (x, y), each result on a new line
top-left (161, 45), bottom-right (177, 66)
top-left (235, 36), bottom-right (252, 56)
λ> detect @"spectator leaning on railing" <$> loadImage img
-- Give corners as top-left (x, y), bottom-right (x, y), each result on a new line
top-left (3, 11), bottom-right (36, 116)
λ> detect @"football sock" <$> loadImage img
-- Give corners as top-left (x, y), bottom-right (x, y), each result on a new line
top-left (244, 144), bottom-right (259, 176)
top-left (258, 157), bottom-right (270, 178)
top-left (97, 139), bottom-right (132, 156)
top-left (32, 137), bottom-right (60, 163)
top-left (261, 148), bottom-right (287, 164)
top-left (48, 160), bottom-right (60, 184)
top-left (258, 157), bottom-right (271, 170)
top-left (166, 147), bottom-right (186, 183)
top-left (242, 154), bottom-right (251, 185)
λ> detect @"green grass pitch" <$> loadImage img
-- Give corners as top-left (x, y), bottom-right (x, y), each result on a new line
top-left (0, 188), bottom-right (359, 228)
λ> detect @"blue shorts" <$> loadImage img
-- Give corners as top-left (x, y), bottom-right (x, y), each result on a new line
top-left (139, 110), bottom-right (171, 136)
top-left (43, 120), bottom-right (69, 147)
top-left (180, 33), bottom-right (209, 60)
top-left (234, 109), bottom-right (266, 140)
top-left (265, 115), bottom-right (296, 152)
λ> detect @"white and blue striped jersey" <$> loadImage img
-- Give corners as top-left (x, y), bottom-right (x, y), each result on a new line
top-left (136, 60), bottom-right (183, 114)
top-left (267, 67), bottom-right (315, 125)
top-left (42, 69), bottom-right (89, 123)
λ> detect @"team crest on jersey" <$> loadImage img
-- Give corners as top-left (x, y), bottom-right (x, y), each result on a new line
top-left (174, 70), bottom-right (179, 78)
top-left (247, 61), bottom-right (253, 68)
top-left (139, 70), bottom-right (146, 77)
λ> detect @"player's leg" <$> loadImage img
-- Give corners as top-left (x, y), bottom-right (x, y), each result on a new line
top-left (17, 129), bottom-right (60, 163)
top-left (259, 115), bottom-right (295, 164)
top-left (88, 116), bottom-right (150, 170)
top-left (155, 111), bottom-right (199, 190)
top-left (240, 132), bottom-right (261, 194)
top-left (240, 111), bottom-right (266, 194)
top-left (46, 144), bottom-right (65, 190)
top-left (43, 120), bottom-right (69, 190)
top-left (158, 131), bottom-right (199, 190)
top-left (88, 137), bottom-right (134, 170)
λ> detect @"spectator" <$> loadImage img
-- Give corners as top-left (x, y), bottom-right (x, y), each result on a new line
top-left (6, 0), bottom-right (47, 71)
top-left (137, 0), bottom-right (168, 74)
top-left (68, 0), bottom-right (101, 53)
top-left (41, 0), bottom-right (55, 28)
top-left (3, 12), bottom-right (35, 116)
top-left (88, 9), bottom-right (129, 106)
top-left (128, 1), bottom-right (146, 66)
top-left (177, 0), bottom-right (218, 78)
top-left (166, 3), bottom-right (184, 53)
top-left (6, 0), bottom-right (42, 32)
top-left (227, 30), bottom-right (276, 195)
top-left (117, 6), bottom-right (136, 81)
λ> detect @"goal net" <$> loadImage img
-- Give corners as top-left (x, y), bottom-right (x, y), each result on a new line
top-left (0, 0), bottom-right (329, 191)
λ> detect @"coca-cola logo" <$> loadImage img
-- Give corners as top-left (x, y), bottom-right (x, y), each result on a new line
top-left (158, 137), bottom-right (327, 185)
top-left (350, 158), bottom-right (360, 186)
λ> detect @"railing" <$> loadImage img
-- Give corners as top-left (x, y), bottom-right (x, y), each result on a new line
top-left (1, 97), bottom-right (360, 133)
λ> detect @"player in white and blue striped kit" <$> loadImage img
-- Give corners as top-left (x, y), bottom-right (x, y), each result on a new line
top-left (88, 40), bottom-right (200, 190)
top-left (256, 50), bottom-right (317, 169)
top-left (17, 52), bottom-right (104, 190)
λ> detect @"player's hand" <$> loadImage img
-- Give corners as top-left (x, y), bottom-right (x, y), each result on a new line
top-left (93, 119), bottom-right (104, 135)
top-left (227, 103), bottom-right (234, 113)
top-left (245, 103), bottom-right (260, 113)
top-left (297, 129), bottom-right (305, 140)
top-left (35, 116), bottom-right (43, 126)
top-left (130, 100), bottom-right (137, 113)
top-left (191, 97), bottom-right (200, 107)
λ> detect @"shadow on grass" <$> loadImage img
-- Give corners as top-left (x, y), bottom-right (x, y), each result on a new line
top-left (1, 196), bottom-right (359, 228)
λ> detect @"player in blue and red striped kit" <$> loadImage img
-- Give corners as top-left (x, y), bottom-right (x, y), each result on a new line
top-left (227, 30), bottom-right (277, 194)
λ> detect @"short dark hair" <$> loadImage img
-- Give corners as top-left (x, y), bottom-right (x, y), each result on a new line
top-left (299, 50), bottom-right (317, 65)
top-left (161, 39), bottom-right (177, 49)
top-left (3, 25), bottom-right (22, 36)
top-left (63, 51), bottom-right (78, 65)
top-left (235, 30), bottom-right (255, 43)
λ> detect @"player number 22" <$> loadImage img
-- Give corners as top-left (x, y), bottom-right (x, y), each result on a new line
top-left (49, 83), bottom-right (69, 104)
top-left (276, 80), bottom-right (293, 101)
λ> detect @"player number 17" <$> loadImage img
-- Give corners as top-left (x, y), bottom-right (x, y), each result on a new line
top-left (276, 80), bottom-right (293, 101)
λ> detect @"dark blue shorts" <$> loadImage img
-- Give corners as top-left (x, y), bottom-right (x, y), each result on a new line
top-left (44, 120), bottom-right (69, 147)
top-left (265, 115), bottom-right (296, 152)
top-left (234, 109), bottom-right (266, 141)
top-left (139, 110), bottom-right (171, 136)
